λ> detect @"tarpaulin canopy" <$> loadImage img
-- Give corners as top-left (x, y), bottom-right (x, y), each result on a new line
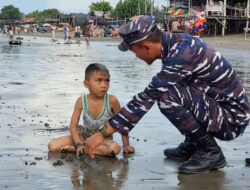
top-left (43, 23), bottom-right (51, 27)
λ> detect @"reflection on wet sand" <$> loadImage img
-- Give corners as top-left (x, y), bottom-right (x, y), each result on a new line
top-left (48, 152), bottom-right (129, 190)
top-left (178, 171), bottom-right (225, 190)
top-left (220, 48), bottom-right (250, 99)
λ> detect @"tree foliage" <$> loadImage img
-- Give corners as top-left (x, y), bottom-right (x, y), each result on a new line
top-left (26, 9), bottom-right (60, 21)
top-left (111, 0), bottom-right (153, 20)
top-left (26, 10), bottom-right (42, 19)
top-left (0, 5), bottom-right (23, 19)
top-left (89, 1), bottom-right (113, 15)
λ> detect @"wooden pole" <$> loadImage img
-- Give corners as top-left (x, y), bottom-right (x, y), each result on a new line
top-left (130, 5), bottom-right (131, 17)
top-left (151, 0), bottom-right (154, 16)
top-left (214, 22), bottom-right (217, 37)
top-left (222, 0), bottom-right (227, 36)
top-left (188, 0), bottom-right (191, 16)
top-left (138, 2), bottom-right (141, 15)
top-left (150, 0), bottom-right (152, 16)
top-left (206, 0), bottom-right (208, 16)
top-left (248, 0), bottom-right (250, 18)
top-left (245, 0), bottom-right (249, 40)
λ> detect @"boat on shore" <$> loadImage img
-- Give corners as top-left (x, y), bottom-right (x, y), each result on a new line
top-left (9, 35), bottom-right (22, 45)
top-left (9, 40), bottom-right (22, 45)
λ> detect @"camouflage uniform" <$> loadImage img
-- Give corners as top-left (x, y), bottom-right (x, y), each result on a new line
top-left (110, 16), bottom-right (250, 141)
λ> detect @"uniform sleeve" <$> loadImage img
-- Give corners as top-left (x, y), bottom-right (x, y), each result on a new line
top-left (109, 39), bottom-right (205, 135)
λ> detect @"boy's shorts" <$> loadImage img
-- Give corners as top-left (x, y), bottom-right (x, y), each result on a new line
top-left (78, 125), bottom-right (113, 140)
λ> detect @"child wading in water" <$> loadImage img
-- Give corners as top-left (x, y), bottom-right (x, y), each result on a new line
top-left (48, 63), bottom-right (135, 156)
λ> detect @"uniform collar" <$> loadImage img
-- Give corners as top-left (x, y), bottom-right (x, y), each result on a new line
top-left (161, 31), bottom-right (171, 62)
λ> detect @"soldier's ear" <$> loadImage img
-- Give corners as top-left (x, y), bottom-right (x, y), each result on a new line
top-left (142, 41), bottom-right (152, 53)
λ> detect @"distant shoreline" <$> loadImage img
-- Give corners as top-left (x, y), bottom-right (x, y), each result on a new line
top-left (18, 31), bottom-right (250, 50)
top-left (19, 31), bottom-right (121, 42)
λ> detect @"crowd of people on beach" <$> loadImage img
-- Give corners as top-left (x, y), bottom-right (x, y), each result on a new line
top-left (0, 21), bottom-right (120, 44)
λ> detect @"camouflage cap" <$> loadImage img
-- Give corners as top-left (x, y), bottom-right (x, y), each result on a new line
top-left (118, 15), bottom-right (157, 51)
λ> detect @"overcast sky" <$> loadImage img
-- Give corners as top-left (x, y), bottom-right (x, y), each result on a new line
top-left (0, 0), bottom-right (168, 14)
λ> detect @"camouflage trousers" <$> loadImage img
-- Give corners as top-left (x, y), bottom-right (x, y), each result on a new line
top-left (157, 83), bottom-right (247, 141)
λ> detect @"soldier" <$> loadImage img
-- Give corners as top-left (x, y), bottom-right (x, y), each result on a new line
top-left (84, 16), bottom-right (250, 173)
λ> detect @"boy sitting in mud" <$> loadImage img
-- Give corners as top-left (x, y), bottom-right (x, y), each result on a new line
top-left (48, 63), bottom-right (135, 156)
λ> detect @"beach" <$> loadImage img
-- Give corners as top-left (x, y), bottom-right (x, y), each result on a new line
top-left (20, 30), bottom-right (250, 49)
top-left (0, 32), bottom-right (250, 190)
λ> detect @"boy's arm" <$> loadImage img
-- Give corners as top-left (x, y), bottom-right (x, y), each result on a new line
top-left (69, 97), bottom-right (83, 145)
top-left (110, 95), bottom-right (135, 154)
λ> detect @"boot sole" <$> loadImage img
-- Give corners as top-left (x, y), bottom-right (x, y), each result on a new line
top-left (165, 155), bottom-right (190, 162)
top-left (246, 158), bottom-right (250, 165)
top-left (164, 152), bottom-right (192, 161)
top-left (212, 159), bottom-right (227, 170)
top-left (178, 159), bottom-right (227, 174)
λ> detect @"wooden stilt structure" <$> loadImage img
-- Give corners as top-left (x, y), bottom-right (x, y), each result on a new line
top-left (214, 22), bottom-right (217, 37)
top-left (222, 0), bottom-right (226, 36)
top-left (245, 0), bottom-right (250, 40)
top-left (167, 0), bottom-right (250, 37)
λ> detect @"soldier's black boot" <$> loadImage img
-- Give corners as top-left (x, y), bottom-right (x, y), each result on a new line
top-left (246, 158), bottom-right (250, 165)
top-left (164, 136), bottom-right (197, 161)
top-left (178, 132), bottom-right (227, 174)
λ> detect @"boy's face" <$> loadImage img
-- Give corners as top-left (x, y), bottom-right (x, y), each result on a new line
top-left (84, 72), bottom-right (110, 98)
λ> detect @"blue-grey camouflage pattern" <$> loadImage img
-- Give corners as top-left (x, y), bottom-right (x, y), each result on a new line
top-left (118, 15), bottom-right (157, 51)
top-left (111, 18), bottom-right (250, 140)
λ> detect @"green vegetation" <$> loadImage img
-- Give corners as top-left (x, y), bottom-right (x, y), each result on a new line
top-left (87, 0), bottom-right (166, 20)
top-left (0, 4), bottom-right (60, 21)
top-left (111, 0), bottom-right (164, 20)
top-left (112, 0), bottom-right (151, 19)
top-left (0, 5), bottom-right (23, 19)
top-left (234, 2), bottom-right (247, 9)
top-left (89, 1), bottom-right (113, 15)
top-left (0, 1), bottom-right (165, 22)
top-left (26, 9), bottom-right (60, 21)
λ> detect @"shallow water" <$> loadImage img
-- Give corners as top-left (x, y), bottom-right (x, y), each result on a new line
top-left (0, 34), bottom-right (250, 190)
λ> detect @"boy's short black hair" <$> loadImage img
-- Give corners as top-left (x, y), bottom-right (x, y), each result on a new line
top-left (85, 63), bottom-right (110, 80)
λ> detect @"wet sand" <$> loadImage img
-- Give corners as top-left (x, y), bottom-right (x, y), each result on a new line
top-left (0, 33), bottom-right (250, 190)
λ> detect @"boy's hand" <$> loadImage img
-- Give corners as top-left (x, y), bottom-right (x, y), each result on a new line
top-left (76, 145), bottom-right (85, 157)
top-left (84, 132), bottom-right (104, 158)
top-left (123, 145), bottom-right (135, 154)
